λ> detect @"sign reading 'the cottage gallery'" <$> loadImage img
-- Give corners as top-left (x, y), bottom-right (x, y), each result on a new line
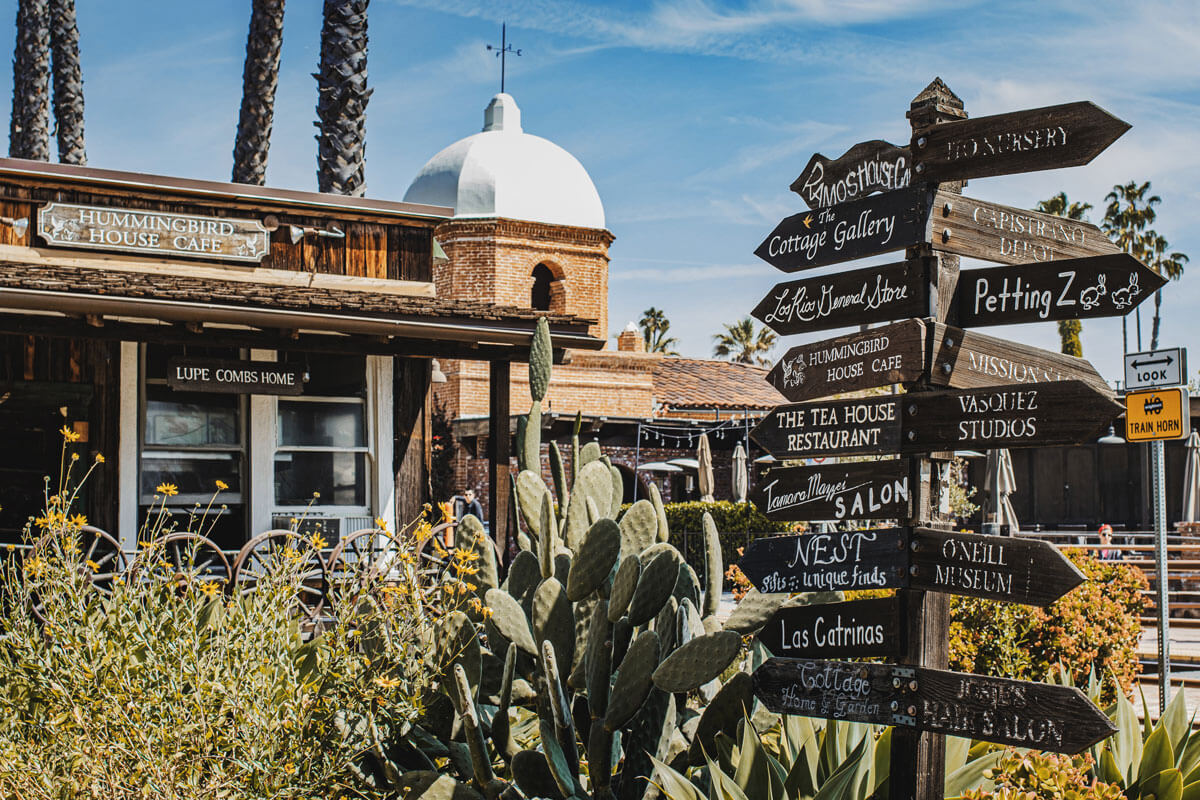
top-left (167, 358), bottom-right (304, 395)
top-left (38, 202), bottom-right (271, 262)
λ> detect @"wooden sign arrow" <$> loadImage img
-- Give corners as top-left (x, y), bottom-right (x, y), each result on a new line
top-left (754, 186), bottom-right (931, 272)
top-left (753, 658), bottom-right (1116, 754)
top-left (765, 319), bottom-right (928, 402)
top-left (930, 190), bottom-right (1121, 266)
top-left (752, 260), bottom-right (930, 338)
top-left (955, 253), bottom-right (1165, 328)
top-left (914, 100), bottom-right (1130, 184)
top-left (751, 395), bottom-right (902, 461)
top-left (739, 527), bottom-right (1084, 607)
top-left (752, 458), bottom-right (911, 522)
top-left (756, 598), bottom-right (902, 659)
top-left (790, 140), bottom-right (913, 210)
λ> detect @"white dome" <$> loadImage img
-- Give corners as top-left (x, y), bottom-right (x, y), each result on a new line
top-left (403, 94), bottom-right (605, 230)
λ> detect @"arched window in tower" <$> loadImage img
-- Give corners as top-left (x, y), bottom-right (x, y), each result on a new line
top-left (531, 263), bottom-right (556, 311)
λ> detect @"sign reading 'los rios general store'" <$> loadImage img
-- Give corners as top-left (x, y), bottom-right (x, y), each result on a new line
top-left (38, 202), bottom-right (272, 263)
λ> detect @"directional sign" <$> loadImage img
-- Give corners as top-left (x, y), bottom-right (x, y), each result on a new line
top-left (752, 261), bottom-right (929, 339)
top-left (1124, 348), bottom-right (1186, 391)
top-left (1126, 387), bottom-right (1191, 442)
top-left (751, 395), bottom-right (902, 461)
top-left (930, 190), bottom-right (1121, 266)
top-left (739, 527), bottom-right (1084, 607)
top-left (914, 100), bottom-right (1130, 184)
top-left (753, 658), bottom-right (1116, 754)
top-left (754, 186), bottom-right (931, 273)
top-left (757, 598), bottom-right (902, 659)
top-left (754, 381), bottom-right (1121, 460)
top-left (901, 380), bottom-right (1123, 453)
top-left (955, 253), bottom-right (1165, 328)
top-left (927, 323), bottom-right (1110, 395)
top-left (752, 459), bottom-right (911, 522)
top-left (790, 140), bottom-right (912, 210)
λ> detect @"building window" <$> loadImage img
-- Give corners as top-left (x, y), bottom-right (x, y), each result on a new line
top-left (531, 263), bottom-right (555, 311)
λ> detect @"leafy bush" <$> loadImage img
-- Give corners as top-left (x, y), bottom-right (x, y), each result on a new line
top-left (958, 751), bottom-right (1123, 800)
top-left (949, 549), bottom-right (1147, 701)
top-left (660, 501), bottom-right (798, 590)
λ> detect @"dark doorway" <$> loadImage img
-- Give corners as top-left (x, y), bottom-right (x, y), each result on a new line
top-left (531, 263), bottom-right (555, 311)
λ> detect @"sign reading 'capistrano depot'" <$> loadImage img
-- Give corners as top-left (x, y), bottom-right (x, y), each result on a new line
top-left (37, 202), bottom-right (271, 262)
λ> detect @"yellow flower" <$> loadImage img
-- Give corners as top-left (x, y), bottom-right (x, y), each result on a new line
top-left (86, 559), bottom-right (99, 571)
top-left (374, 516), bottom-right (390, 531)
top-left (70, 514), bottom-right (87, 527)
top-left (283, 762), bottom-right (296, 775)
top-left (94, 453), bottom-right (105, 463)
top-left (439, 501), bottom-right (454, 522)
top-left (59, 425), bottom-right (81, 443)
top-left (312, 491), bottom-right (321, 499)
top-left (372, 676), bottom-right (401, 689)
top-left (4, 544), bottom-right (13, 552)
top-left (310, 533), bottom-right (328, 551)
top-left (215, 480), bottom-right (229, 491)
top-left (70, 452), bottom-right (79, 461)
top-left (156, 483), bottom-right (178, 497)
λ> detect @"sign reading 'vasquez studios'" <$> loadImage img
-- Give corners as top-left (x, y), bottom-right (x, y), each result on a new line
top-left (38, 202), bottom-right (271, 262)
top-left (167, 358), bottom-right (303, 395)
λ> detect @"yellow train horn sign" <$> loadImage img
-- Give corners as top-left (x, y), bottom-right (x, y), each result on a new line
top-left (1125, 387), bottom-right (1191, 442)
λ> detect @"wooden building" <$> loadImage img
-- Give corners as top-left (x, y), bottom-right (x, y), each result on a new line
top-left (0, 158), bottom-right (601, 552)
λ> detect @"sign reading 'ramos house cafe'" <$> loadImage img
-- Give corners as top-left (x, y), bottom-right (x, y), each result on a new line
top-left (38, 202), bottom-right (271, 262)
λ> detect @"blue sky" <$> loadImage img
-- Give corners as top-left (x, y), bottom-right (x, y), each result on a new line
top-left (5, 0), bottom-right (1199, 386)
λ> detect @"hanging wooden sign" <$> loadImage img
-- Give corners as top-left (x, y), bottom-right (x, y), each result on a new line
top-left (913, 100), bottom-right (1130, 184)
top-left (927, 323), bottom-right (1110, 395)
top-left (751, 395), bottom-right (902, 460)
top-left (752, 260), bottom-right (930, 338)
top-left (37, 202), bottom-right (271, 263)
top-left (791, 140), bottom-right (913, 210)
top-left (166, 357), bottom-right (304, 395)
top-left (955, 253), bottom-right (1165, 328)
top-left (740, 527), bottom-right (1084, 607)
top-left (754, 186), bottom-right (932, 273)
top-left (765, 319), bottom-right (927, 402)
top-left (930, 191), bottom-right (1120, 266)
top-left (753, 658), bottom-right (1116, 754)
top-left (756, 597), bottom-right (903, 659)
top-left (752, 458), bottom-right (911, 522)
top-left (900, 380), bottom-right (1123, 453)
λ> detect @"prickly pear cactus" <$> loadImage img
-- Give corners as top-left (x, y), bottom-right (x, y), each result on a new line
top-left (529, 316), bottom-right (552, 402)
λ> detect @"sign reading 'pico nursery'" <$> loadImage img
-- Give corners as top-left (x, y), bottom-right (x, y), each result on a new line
top-left (37, 202), bottom-right (271, 262)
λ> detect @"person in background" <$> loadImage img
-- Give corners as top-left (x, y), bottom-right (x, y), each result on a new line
top-left (444, 488), bottom-right (485, 548)
top-left (1098, 524), bottom-right (1120, 560)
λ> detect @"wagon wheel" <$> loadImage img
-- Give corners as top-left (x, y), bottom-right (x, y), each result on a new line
top-left (231, 530), bottom-right (327, 621)
top-left (29, 525), bottom-right (127, 622)
top-left (130, 533), bottom-right (231, 597)
top-left (415, 521), bottom-right (456, 580)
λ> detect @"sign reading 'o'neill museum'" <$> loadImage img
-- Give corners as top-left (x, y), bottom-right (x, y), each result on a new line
top-left (37, 202), bottom-right (271, 262)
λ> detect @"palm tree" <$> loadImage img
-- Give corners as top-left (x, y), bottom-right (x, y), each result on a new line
top-left (1036, 193), bottom-right (1092, 357)
top-left (232, 0), bottom-right (285, 185)
top-left (638, 307), bottom-right (679, 355)
top-left (1146, 232), bottom-right (1189, 350)
top-left (315, 0), bottom-right (370, 196)
top-left (713, 317), bottom-right (776, 367)
top-left (9, 0), bottom-right (50, 160)
top-left (1104, 181), bottom-right (1160, 353)
top-left (48, 0), bottom-right (84, 164)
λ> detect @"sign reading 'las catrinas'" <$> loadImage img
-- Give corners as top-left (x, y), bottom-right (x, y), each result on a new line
top-left (38, 202), bottom-right (271, 263)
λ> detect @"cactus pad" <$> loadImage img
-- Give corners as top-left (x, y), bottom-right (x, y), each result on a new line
top-left (649, 482), bottom-right (670, 543)
top-left (511, 750), bottom-right (565, 800)
top-left (538, 491), bottom-right (559, 579)
top-left (529, 317), bottom-right (552, 402)
top-left (607, 555), bottom-right (641, 622)
top-left (565, 460), bottom-right (615, 550)
top-left (566, 518), bottom-right (621, 601)
top-left (653, 595), bottom-right (679, 653)
top-left (503, 549), bottom-right (540, 609)
top-left (437, 610), bottom-right (481, 695)
top-left (673, 562), bottom-right (702, 610)
top-left (608, 463), bottom-right (624, 518)
top-left (604, 629), bottom-right (661, 731)
top-left (394, 771), bottom-right (486, 800)
top-left (585, 599), bottom-right (612, 716)
top-left (651, 630), bottom-right (742, 693)
top-left (686, 670), bottom-right (754, 765)
top-left (722, 588), bottom-right (789, 636)
top-left (549, 441), bottom-right (569, 509)
top-left (485, 588), bottom-right (537, 655)
top-left (455, 514), bottom-right (499, 592)
top-left (626, 548), bottom-right (682, 627)
top-left (532, 577), bottom-right (575, 670)
top-left (579, 440), bottom-right (603, 467)
top-left (701, 512), bottom-right (722, 618)
top-left (619, 500), bottom-right (658, 559)
top-left (515, 470), bottom-right (550, 540)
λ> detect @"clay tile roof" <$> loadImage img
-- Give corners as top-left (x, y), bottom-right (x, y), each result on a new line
top-left (651, 357), bottom-right (784, 411)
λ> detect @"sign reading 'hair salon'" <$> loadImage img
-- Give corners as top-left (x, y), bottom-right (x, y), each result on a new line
top-left (37, 202), bottom-right (271, 262)
top-left (167, 358), bottom-right (303, 395)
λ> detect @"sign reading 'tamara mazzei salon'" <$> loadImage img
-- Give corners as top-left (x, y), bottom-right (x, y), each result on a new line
top-left (37, 202), bottom-right (271, 262)
top-left (167, 358), bottom-right (304, 395)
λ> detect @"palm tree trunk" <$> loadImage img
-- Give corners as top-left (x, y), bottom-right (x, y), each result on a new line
top-left (9, 0), bottom-right (50, 160)
top-left (49, 0), bottom-right (85, 165)
top-left (232, 0), bottom-right (285, 185)
top-left (315, 0), bottom-right (371, 196)
top-left (1151, 288), bottom-right (1162, 350)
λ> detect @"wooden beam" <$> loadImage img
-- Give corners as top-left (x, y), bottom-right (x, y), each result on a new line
top-left (488, 360), bottom-right (512, 563)
top-left (394, 357), bottom-right (431, 527)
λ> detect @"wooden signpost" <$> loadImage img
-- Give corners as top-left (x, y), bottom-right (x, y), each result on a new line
top-left (754, 186), bottom-right (931, 272)
top-left (930, 191), bottom-right (1120, 265)
top-left (752, 458), bottom-right (911, 521)
top-left (751, 260), bottom-right (930, 337)
top-left (753, 658), bottom-right (1116, 754)
top-left (955, 253), bottom-right (1165, 328)
top-left (757, 597), bottom-right (903, 659)
top-left (750, 395), bottom-right (902, 460)
top-left (739, 527), bottom-right (1085, 606)
top-left (765, 320), bottom-right (927, 401)
top-left (913, 100), bottom-right (1130, 184)
top-left (791, 139), bottom-right (912, 210)
top-left (928, 322), bottom-right (1110, 394)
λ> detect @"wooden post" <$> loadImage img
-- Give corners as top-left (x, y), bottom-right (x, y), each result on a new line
top-left (488, 360), bottom-right (512, 559)
top-left (393, 357), bottom-right (432, 526)
top-left (888, 78), bottom-right (967, 800)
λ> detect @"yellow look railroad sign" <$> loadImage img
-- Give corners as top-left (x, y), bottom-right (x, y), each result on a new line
top-left (1125, 387), bottom-right (1192, 442)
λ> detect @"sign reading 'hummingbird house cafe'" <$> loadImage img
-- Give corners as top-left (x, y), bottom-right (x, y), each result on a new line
top-left (38, 202), bottom-right (272, 263)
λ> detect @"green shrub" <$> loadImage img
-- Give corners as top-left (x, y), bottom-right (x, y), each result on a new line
top-left (958, 750), bottom-right (1123, 800)
top-left (658, 501), bottom-right (797, 589)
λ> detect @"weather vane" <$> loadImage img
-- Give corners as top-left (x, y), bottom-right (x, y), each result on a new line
top-left (486, 23), bottom-right (521, 94)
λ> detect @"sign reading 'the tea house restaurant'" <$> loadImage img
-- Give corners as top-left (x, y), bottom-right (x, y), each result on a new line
top-left (37, 202), bottom-right (271, 262)
top-left (167, 358), bottom-right (304, 396)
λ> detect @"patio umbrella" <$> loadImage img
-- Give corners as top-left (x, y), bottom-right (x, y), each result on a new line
top-left (698, 433), bottom-right (715, 503)
top-left (983, 448), bottom-right (1019, 534)
top-left (1183, 431), bottom-right (1200, 523)
top-left (732, 442), bottom-right (748, 503)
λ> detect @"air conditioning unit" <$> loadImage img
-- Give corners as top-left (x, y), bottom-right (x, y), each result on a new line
top-left (271, 516), bottom-right (341, 550)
